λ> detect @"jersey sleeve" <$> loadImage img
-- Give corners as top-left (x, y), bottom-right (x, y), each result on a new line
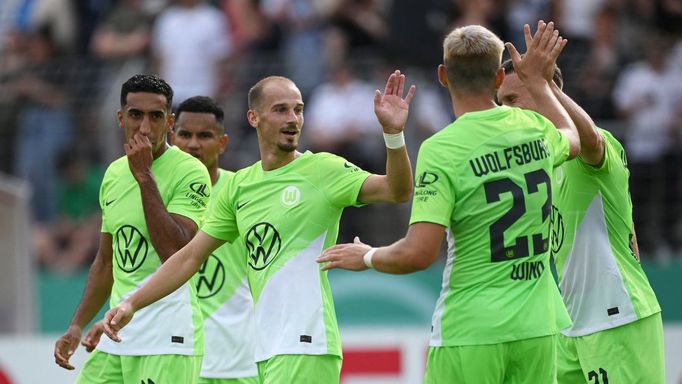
top-left (202, 175), bottom-right (239, 243)
top-left (167, 160), bottom-right (211, 227)
top-left (409, 140), bottom-right (454, 227)
top-left (99, 166), bottom-right (113, 234)
top-left (319, 153), bottom-right (372, 208)
top-left (540, 115), bottom-right (570, 167)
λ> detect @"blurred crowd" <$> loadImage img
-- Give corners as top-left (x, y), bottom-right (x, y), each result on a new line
top-left (1, 0), bottom-right (682, 272)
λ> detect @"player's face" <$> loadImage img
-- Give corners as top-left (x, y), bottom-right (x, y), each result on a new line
top-left (118, 92), bottom-right (174, 155)
top-left (171, 112), bottom-right (227, 168)
top-left (251, 81), bottom-right (304, 153)
top-left (497, 73), bottom-right (539, 111)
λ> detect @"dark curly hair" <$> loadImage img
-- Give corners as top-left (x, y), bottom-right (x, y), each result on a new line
top-left (120, 74), bottom-right (174, 111)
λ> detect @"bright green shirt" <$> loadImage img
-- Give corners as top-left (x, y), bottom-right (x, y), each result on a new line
top-left (410, 106), bottom-right (572, 346)
top-left (551, 129), bottom-right (660, 336)
top-left (98, 146), bottom-right (210, 356)
top-left (202, 151), bottom-right (371, 362)
top-left (197, 169), bottom-right (257, 378)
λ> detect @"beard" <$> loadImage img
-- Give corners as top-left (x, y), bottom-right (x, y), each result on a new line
top-left (277, 139), bottom-right (298, 153)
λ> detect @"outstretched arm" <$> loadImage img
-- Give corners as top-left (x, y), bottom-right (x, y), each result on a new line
top-left (317, 222), bottom-right (445, 274)
top-left (102, 231), bottom-right (224, 341)
top-left (506, 21), bottom-right (580, 159)
top-left (358, 70), bottom-right (416, 204)
top-left (54, 233), bottom-right (113, 370)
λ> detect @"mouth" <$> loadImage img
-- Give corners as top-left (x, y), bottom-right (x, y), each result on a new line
top-left (280, 128), bottom-right (299, 137)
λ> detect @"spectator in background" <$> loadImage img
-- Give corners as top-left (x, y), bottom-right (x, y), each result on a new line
top-left (91, 0), bottom-right (154, 164)
top-left (14, 0), bottom-right (77, 53)
top-left (34, 150), bottom-right (102, 274)
top-left (152, 0), bottom-right (233, 105)
top-left (612, 34), bottom-right (682, 258)
top-left (305, 62), bottom-right (380, 171)
top-left (260, 0), bottom-right (331, 96)
top-left (9, 26), bottom-right (75, 222)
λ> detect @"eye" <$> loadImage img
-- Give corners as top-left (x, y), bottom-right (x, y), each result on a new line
top-left (128, 110), bottom-right (142, 118)
top-left (199, 132), bottom-right (214, 139)
top-left (151, 111), bottom-right (165, 120)
top-left (294, 106), bottom-right (304, 114)
top-left (177, 131), bottom-right (191, 137)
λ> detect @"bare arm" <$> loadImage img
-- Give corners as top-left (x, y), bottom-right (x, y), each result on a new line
top-left (506, 22), bottom-right (580, 159)
top-left (102, 231), bottom-right (224, 341)
top-left (126, 133), bottom-right (198, 261)
top-left (54, 233), bottom-right (113, 370)
top-left (358, 70), bottom-right (416, 203)
top-left (550, 81), bottom-right (604, 165)
top-left (318, 222), bottom-right (445, 274)
top-left (137, 175), bottom-right (198, 261)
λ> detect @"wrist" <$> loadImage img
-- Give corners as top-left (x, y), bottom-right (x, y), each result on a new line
top-left (363, 247), bottom-right (378, 269)
top-left (383, 132), bottom-right (405, 149)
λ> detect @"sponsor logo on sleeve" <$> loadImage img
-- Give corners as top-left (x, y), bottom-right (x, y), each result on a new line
top-left (414, 171), bottom-right (439, 202)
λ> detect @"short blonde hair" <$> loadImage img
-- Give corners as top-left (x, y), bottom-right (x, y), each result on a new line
top-left (442, 25), bottom-right (504, 93)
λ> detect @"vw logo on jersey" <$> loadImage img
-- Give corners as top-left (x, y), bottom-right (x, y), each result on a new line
top-left (554, 165), bottom-right (565, 185)
top-left (550, 204), bottom-right (565, 255)
top-left (115, 225), bottom-right (148, 272)
top-left (196, 254), bottom-right (225, 298)
top-left (245, 222), bottom-right (282, 271)
top-left (280, 185), bottom-right (301, 207)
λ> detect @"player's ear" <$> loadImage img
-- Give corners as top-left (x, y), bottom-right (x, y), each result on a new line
top-left (169, 130), bottom-right (176, 145)
top-left (219, 134), bottom-right (229, 154)
top-left (246, 109), bottom-right (258, 129)
top-left (494, 67), bottom-right (505, 89)
top-left (437, 64), bottom-right (448, 88)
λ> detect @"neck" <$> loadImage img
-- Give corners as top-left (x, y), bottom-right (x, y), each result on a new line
top-left (449, 90), bottom-right (498, 118)
top-left (152, 142), bottom-right (169, 160)
top-left (260, 149), bottom-right (300, 171)
top-left (208, 163), bottom-right (219, 185)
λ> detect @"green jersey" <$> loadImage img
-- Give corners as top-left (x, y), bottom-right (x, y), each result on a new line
top-left (410, 106), bottom-right (572, 346)
top-left (98, 146), bottom-right (209, 356)
top-left (551, 129), bottom-right (660, 337)
top-left (198, 169), bottom-right (257, 378)
top-left (202, 151), bottom-right (371, 362)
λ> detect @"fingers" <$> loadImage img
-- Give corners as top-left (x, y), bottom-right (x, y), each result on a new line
top-left (404, 85), bottom-right (416, 105)
top-left (538, 21), bottom-right (554, 50)
top-left (383, 72), bottom-right (395, 97)
top-left (396, 71), bottom-right (405, 97)
top-left (523, 24), bottom-right (532, 48)
top-left (551, 36), bottom-right (568, 59)
top-left (373, 89), bottom-right (381, 109)
top-left (505, 42), bottom-right (522, 66)
top-left (102, 310), bottom-right (122, 343)
top-left (54, 340), bottom-right (76, 370)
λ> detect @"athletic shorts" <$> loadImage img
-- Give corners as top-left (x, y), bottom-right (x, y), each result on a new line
top-left (557, 312), bottom-right (665, 384)
top-left (424, 334), bottom-right (557, 384)
top-left (76, 349), bottom-right (202, 384)
top-left (198, 376), bottom-right (260, 384)
top-left (256, 354), bottom-right (341, 384)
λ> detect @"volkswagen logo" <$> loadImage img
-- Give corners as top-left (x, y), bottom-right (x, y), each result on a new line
top-left (196, 254), bottom-right (226, 298)
top-left (115, 225), bottom-right (148, 272)
top-left (550, 205), bottom-right (565, 255)
top-left (245, 222), bottom-right (282, 271)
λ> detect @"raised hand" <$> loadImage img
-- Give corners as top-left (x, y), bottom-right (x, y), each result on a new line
top-left (102, 301), bottom-right (135, 343)
top-left (81, 321), bottom-right (105, 352)
top-left (54, 325), bottom-right (82, 370)
top-left (125, 132), bottom-right (153, 182)
top-left (374, 70), bottom-right (416, 134)
top-left (506, 21), bottom-right (567, 85)
top-left (317, 236), bottom-right (372, 271)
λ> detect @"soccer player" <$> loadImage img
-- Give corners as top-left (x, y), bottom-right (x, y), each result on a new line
top-left (497, 25), bottom-right (665, 384)
top-left (171, 96), bottom-right (259, 383)
top-left (317, 22), bottom-right (581, 383)
top-left (53, 74), bottom-right (211, 384)
top-left (101, 71), bottom-right (416, 383)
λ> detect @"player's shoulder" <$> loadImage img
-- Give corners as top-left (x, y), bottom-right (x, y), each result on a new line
top-left (103, 155), bottom-right (128, 180)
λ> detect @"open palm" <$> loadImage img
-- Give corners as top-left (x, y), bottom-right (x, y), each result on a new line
top-left (374, 70), bottom-right (416, 134)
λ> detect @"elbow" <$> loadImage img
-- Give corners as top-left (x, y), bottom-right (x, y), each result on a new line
top-left (391, 185), bottom-right (414, 203)
top-left (584, 130), bottom-right (604, 153)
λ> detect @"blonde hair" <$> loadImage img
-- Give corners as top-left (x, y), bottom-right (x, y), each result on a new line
top-left (442, 25), bottom-right (504, 93)
top-left (248, 76), bottom-right (295, 110)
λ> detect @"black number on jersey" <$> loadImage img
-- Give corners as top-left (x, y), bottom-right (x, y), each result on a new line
top-left (588, 368), bottom-right (608, 384)
top-left (484, 169), bottom-right (551, 262)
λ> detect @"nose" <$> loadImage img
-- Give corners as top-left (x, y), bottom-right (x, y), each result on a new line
top-left (188, 135), bottom-right (200, 149)
top-left (139, 115), bottom-right (152, 135)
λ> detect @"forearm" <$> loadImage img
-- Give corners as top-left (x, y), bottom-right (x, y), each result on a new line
top-left (127, 241), bottom-right (207, 312)
top-left (550, 82), bottom-right (604, 163)
top-left (372, 239), bottom-right (430, 274)
top-left (70, 258), bottom-right (113, 329)
top-left (137, 176), bottom-right (194, 261)
top-left (526, 80), bottom-right (580, 158)
top-left (383, 146), bottom-right (413, 202)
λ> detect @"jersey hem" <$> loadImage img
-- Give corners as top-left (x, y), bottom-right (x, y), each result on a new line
top-left (561, 308), bottom-right (661, 337)
top-left (199, 370), bottom-right (259, 379)
top-left (95, 345), bottom-right (202, 356)
top-left (255, 349), bottom-right (343, 363)
top-left (429, 329), bottom-right (561, 347)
